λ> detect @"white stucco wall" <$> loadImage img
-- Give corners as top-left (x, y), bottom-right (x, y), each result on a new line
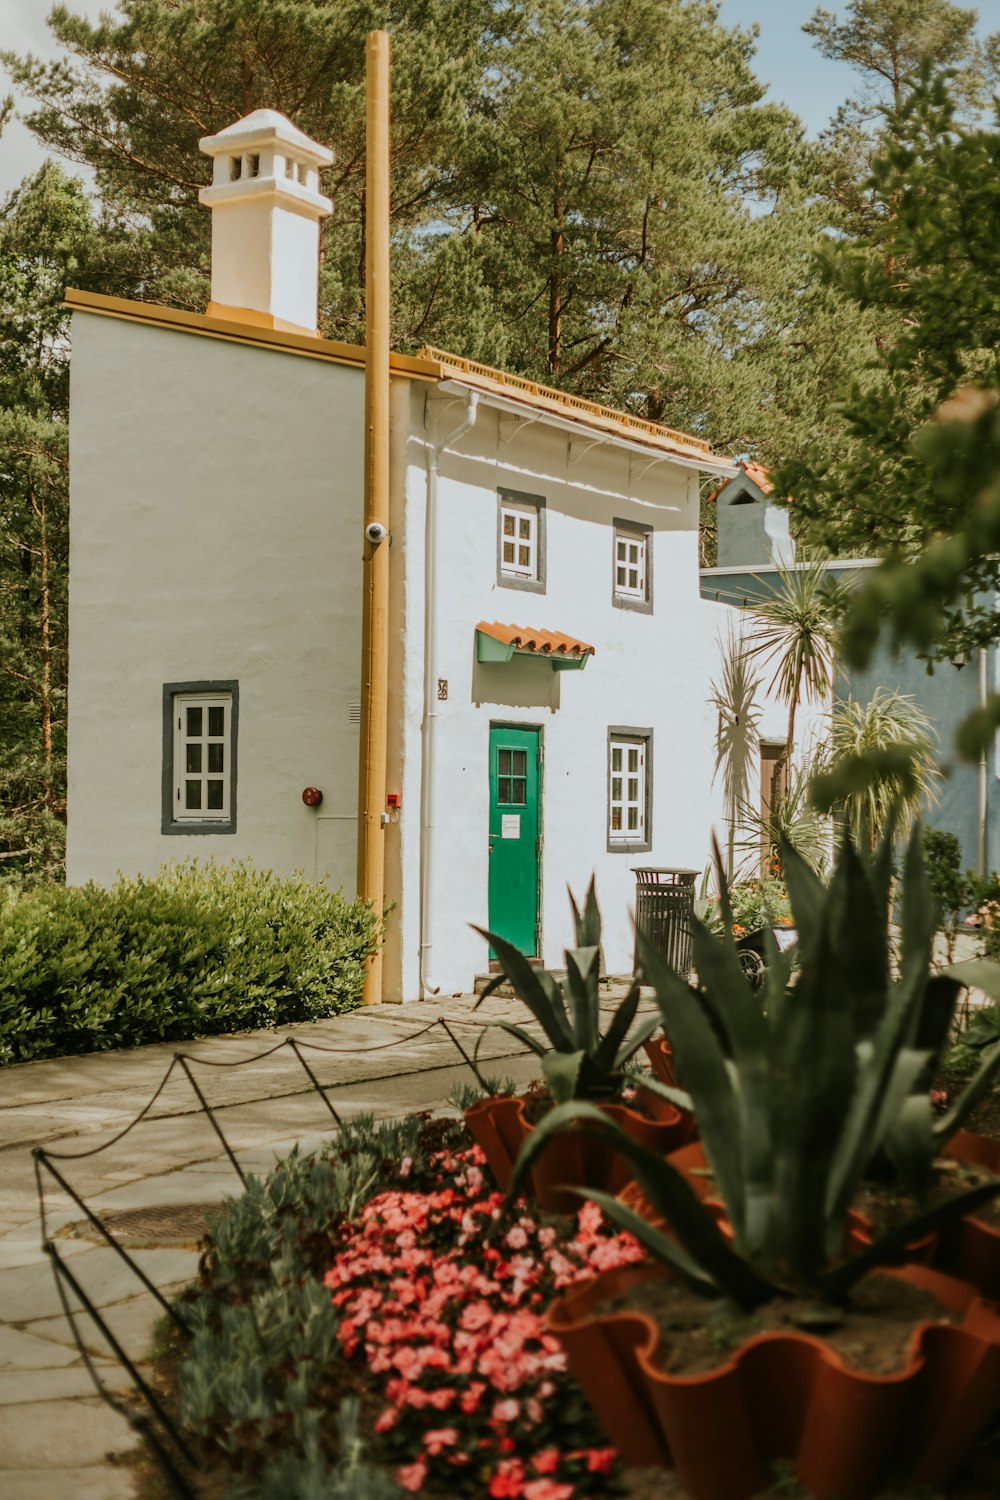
top-left (389, 386), bottom-right (737, 999)
top-left (66, 312), bottom-right (364, 891)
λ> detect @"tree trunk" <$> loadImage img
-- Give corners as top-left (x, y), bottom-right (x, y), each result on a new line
top-left (770, 694), bottom-right (797, 832)
top-left (28, 477), bottom-right (53, 810)
top-left (548, 185), bottom-right (564, 378)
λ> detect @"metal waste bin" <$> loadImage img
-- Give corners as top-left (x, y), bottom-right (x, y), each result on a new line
top-left (633, 868), bottom-right (697, 975)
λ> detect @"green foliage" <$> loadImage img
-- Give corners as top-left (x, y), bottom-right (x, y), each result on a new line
top-left (921, 827), bottom-right (971, 962)
top-left (507, 828), bottom-right (1000, 1309)
top-left (811, 689), bottom-right (940, 849)
top-left (705, 875), bottom-right (792, 940)
top-left (475, 879), bottom-right (661, 1104)
top-left (0, 861), bottom-right (380, 1064)
top-left (447, 1075), bottom-right (519, 1112)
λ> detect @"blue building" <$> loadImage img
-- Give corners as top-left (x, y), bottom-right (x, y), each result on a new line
top-left (700, 464), bottom-right (995, 877)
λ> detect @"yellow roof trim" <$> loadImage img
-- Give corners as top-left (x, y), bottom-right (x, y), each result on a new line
top-left (419, 345), bottom-right (713, 459)
top-left (64, 289), bottom-right (443, 380)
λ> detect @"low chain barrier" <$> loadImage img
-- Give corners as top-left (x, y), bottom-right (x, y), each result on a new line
top-left (32, 1013), bottom-right (531, 1499)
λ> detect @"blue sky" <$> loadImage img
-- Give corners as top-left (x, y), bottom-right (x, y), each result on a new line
top-left (1, 2), bottom-right (997, 194)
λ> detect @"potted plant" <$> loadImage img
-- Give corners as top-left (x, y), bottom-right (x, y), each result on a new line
top-left (504, 830), bottom-right (1000, 1499)
top-left (465, 881), bottom-right (691, 1211)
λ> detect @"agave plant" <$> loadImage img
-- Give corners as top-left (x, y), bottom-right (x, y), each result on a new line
top-left (474, 881), bottom-right (662, 1104)
top-left (507, 829), bottom-right (1000, 1309)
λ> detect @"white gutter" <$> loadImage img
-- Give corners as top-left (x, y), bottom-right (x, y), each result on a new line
top-left (419, 391), bottom-right (480, 997)
top-left (434, 378), bottom-right (737, 479)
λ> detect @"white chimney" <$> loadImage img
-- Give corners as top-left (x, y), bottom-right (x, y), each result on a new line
top-left (199, 109), bottom-right (333, 336)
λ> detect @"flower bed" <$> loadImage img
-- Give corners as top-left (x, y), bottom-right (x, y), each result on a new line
top-left (174, 1113), bottom-right (646, 1499)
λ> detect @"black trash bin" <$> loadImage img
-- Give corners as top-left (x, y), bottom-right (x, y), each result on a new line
top-left (633, 868), bottom-right (697, 975)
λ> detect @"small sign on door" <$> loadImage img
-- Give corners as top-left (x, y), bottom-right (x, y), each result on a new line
top-left (500, 814), bottom-right (521, 839)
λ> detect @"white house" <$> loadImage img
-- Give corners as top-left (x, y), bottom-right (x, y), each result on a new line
top-left (65, 109), bottom-right (789, 1002)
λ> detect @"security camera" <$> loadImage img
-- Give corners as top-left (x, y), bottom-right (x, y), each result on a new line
top-left (365, 521), bottom-right (389, 545)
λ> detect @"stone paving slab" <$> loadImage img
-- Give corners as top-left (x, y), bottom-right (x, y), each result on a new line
top-left (0, 1395), bottom-right (135, 1469)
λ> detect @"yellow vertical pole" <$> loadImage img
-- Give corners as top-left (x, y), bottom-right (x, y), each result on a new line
top-left (358, 29), bottom-right (391, 1004)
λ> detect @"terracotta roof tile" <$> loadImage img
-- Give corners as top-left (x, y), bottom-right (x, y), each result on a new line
top-left (477, 621), bottom-right (595, 659)
top-left (707, 461), bottom-right (779, 505)
top-left (419, 346), bottom-right (715, 462)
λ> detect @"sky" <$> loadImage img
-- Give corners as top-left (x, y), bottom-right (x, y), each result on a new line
top-left (0, 1), bottom-right (996, 198)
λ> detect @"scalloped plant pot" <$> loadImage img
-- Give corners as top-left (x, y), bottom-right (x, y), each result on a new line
top-left (464, 1088), bottom-right (691, 1214)
top-left (643, 1036), bottom-right (677, 1088)
top-left (935, 1129), bottom-right (1000, 1299)
top-left (544, 1260), bottom-right (1000, 1500)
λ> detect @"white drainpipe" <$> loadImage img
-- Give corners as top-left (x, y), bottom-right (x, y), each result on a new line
top-left (419, 391), bottom-right (480, 996)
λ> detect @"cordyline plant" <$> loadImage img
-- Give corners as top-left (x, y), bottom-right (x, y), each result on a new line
top-left (508, 829), bottom-right (1000, 1311)
top-left (474, 881), bottom-right (662, 1104)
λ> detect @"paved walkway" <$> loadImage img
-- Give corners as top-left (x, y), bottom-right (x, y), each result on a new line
top-left (0, 989), bottom-right (644, 1500)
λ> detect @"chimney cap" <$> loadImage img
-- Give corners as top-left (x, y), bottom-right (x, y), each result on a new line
top-left (199, 108), bottom-right (333, 168)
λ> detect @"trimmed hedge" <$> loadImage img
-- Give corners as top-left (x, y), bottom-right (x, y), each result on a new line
top-left (0, 861), bottom-right (380, 1065)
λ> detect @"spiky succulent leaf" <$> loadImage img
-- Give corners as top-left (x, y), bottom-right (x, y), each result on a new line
top-left (819, 1177), bottom-right (1000, 1303)
top-left (593, 981), bottom-right (640, 1072)
top-left (932, 1039), bottom-right (1000, 1144)
top-left (639, 933), bottom-right (748, 1242)
top-left (569, 878), bottom-right (602, 948)
top-left (611, 1011), bottom-right (661, 1068)
top-left (542, 1050), bottom-right (585, 1104)
top-left (883, 1092), bottom-right (936, 1199)
top-left (473, 927), bottom-right (574, 1050)
top-left (569, 1186), bottom-right (720, 1297)
top-left (565, 945), bottom-right (601, 1051)
top-left (632, 1074), bottom-right (694, 1113)
top-left (505, 1100), bottom-right (776, 1307)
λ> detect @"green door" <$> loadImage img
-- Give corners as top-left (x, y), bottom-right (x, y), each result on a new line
top-left (488, 725), bottom-right (540, 956)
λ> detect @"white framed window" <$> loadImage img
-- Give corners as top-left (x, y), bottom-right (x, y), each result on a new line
top-left (612, 520), bottom-right (652, 612)
top-left (608, 729), bottom-right (652, 851)
top-left (497, 490), bottom-right (545, 592)
top-left (162, 682), bottom-right (238, 834)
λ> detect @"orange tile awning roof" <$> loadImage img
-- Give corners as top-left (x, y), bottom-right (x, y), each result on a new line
top-left (477, 620), bottom-right (595, 660)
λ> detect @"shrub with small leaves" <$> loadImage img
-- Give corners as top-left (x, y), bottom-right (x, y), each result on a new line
top-left (0, 860), bottom-right (380, 1064)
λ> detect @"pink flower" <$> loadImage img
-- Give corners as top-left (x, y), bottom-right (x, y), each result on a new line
top-left (374, 1406), bottom-right (397, 1433)
top-left (532, 1448), bottom-right (560, 1474)
top-left (489, 1458), bottom-right (526, 1497)
top-left (396, 1458), bottom-right (428, 1492)
top-left (422, 1427), bottom-right (458, 1455)
top-left (492, 1397), bottom-right (520, 1423)
top-left (523, 1483), bottom-right (574, 1500)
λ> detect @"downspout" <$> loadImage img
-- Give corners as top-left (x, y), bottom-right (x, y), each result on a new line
top-left (419, 391), bottom-right (480, 996)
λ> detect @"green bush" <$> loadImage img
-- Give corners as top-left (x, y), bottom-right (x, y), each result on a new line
top-left (0, 861), bottom-right (380, 1065)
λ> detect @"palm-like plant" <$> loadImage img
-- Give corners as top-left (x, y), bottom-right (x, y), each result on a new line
top-left (710, 622), bottom-right (762, 879)
top-left (733, 744), bottom-right (832, 879)
top-left (743, 566), bottom-right (846, 818)
top-left (827, 688), bottom-right (940, 851)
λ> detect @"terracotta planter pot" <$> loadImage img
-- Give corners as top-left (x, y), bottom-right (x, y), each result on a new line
top-left (545, 1260), bottom-right (1000, 1500)
top-left (464, 1087), bottom-right (691, 1214)
top-left (934, 1129), bottom-right (1000, 1298)
top-left (643, 1036), bottom-right (677, 1088)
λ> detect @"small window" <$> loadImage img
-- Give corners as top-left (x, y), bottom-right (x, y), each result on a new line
top-left (497, 489), bottom-right (545, 593)
top-left (612, 520), bottom-right (652, 612)
top-left (162, 682), bottom-right (238, 834)
top-left (608, 729), bottom-right (652, 852)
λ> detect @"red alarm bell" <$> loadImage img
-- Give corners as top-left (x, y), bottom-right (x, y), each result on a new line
top-left (302, 787), bottom-right (323, 807)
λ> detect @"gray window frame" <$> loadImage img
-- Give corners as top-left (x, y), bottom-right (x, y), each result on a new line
top-left (496, 488), bottom-right (546, 594)
top-left (607, 725), bottom-right (653, 854)
top-left (612, 517), bottom-right (653, 614)
top-left (162, 680), bottom-right (239, 835)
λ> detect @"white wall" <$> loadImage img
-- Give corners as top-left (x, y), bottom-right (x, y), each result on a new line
top-left (389, 386), bottom-right (733, 998)
top-left (67, 312), bottom-right (363, 891)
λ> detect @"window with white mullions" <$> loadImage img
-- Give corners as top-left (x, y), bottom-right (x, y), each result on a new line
top-left (175, 696), bottom-right (230, 819)
top-left (608, 730), bottom-right (652, 851)
top-left (615, 533), bottom-right (645, 597)
top-left (612, 520), bottom-right (652, 612)
top-left (500, 502), bottom-right (536, 579)
top-left (163, 682), bottom-right (238, 834)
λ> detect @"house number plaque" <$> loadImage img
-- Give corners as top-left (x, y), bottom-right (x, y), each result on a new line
top-left (437, 679), bottom-right (448, 700)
